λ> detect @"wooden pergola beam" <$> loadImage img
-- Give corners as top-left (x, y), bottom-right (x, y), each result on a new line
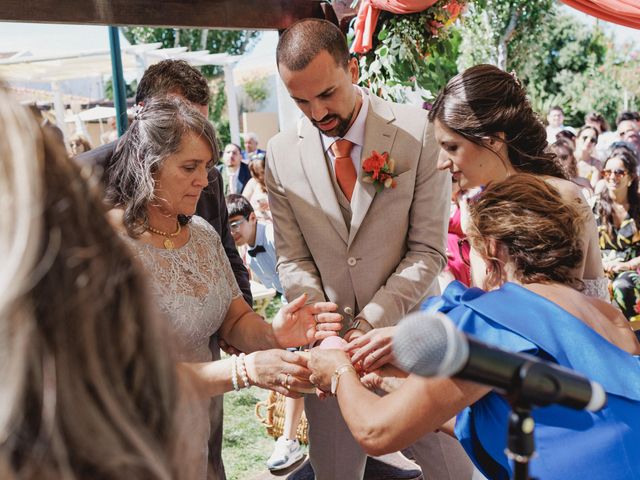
top-left (0, 0), bottom-right (326, 30)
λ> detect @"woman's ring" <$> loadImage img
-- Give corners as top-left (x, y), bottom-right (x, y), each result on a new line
top-left (285, 373), bottom-right (292, 389)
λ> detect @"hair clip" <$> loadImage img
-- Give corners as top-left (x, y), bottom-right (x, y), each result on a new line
top-left (509, 70), bottom-right (522, 88)
top-left (133, 103), bottom-right (145, 120)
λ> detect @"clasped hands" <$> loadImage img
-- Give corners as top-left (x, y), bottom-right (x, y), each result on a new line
top-left (307, 326), bottom-right (401, 396)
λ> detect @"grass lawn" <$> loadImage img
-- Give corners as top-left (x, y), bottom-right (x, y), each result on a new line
top-left (222, 387), bottom-right (274, 480)
top-left (222, 296), bottom-right (308, 480)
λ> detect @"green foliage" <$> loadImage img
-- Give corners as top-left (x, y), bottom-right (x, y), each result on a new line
top-left (210, 80), bottom-right (231, 149)
top-left (511, 10), bottom-right (637, 127)
top-left (121, 27), bottom-right (259, 76)
top-left (457, 0), bottom-right (554, 70)
top-left (104, 78), bottom-right (137, 101)
top-left (121, 27), bottom-right (259, 146)
top-left (242, 75), bottom-right (269, 111)
top-left (355, 0), bottom-right (466, 104)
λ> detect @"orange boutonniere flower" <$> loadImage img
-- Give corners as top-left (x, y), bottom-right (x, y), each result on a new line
top-left (362, 150), bottom-right (397, 192)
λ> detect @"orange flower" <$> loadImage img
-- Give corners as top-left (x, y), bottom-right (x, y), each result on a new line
top-left (363, 150), bottom-right (388, 174)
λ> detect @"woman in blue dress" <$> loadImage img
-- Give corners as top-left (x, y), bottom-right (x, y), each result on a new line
top-left (308, 174), bottom-right (640, 480)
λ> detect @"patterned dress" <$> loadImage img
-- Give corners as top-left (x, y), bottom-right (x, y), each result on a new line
top-left (595, 202), bottom-right (640, 320)
top-left (122, 215), bottom-right (241, 479)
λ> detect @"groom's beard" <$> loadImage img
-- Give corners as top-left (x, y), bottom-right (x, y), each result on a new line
top-left (313, 109), bottom-right (355, 138)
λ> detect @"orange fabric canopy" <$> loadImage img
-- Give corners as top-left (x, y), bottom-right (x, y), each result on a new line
top-left (351, 0), bottom-right (439, 53)
top-left (351, 0), bottom-right (639, 55)
top-left (561, 0), bottom-right (640, 29)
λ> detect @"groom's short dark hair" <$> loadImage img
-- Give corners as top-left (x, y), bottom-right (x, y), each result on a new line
top-left (276, 19), bottom-right (350, 72)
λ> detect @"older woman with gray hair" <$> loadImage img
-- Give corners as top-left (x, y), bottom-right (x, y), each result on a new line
top-left (106, 97), bottom-right (342, 478)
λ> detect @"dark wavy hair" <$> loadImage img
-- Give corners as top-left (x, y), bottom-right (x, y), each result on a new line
top-left (429, 64), bottom-right (566, 179)
top-left (466, 174), bottom-right (583, 290)
top-left (595, 151), bottom-right (640, 238)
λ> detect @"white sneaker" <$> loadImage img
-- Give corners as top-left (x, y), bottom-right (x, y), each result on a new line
top-left (266, 436), bottom-right (304, 471)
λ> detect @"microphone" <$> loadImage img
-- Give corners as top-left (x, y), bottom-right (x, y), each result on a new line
top-left (393, 311), bottom-right (606, 412)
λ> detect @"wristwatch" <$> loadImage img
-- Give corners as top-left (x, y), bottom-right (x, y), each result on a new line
top-left (348, 317), bottom-right (373, 334)
top-left (331, 364), bottom-right (356, 395)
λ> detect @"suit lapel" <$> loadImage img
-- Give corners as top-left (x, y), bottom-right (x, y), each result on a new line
top-left (348, 96), bottom-right (397, 246)
top-left (299, 119), bottom-right (350, 244)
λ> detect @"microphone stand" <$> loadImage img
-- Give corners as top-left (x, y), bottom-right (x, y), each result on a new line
top-left (505, 360), bottom-right (542, 480)
top-left (505, 404), bottom-right (536, 480)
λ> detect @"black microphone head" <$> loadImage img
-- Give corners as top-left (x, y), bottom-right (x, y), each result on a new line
top-left (393, 311), bottom-right (469, 377)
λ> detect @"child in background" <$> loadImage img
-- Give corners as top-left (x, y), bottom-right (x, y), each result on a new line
top-left (226, 194), bottom-right (305, 470)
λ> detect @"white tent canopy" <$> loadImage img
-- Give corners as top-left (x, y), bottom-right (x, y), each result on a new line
top-left (64, 105), bottom-right (118, 123)
top-left (0, 43), bottom-right (243, 144)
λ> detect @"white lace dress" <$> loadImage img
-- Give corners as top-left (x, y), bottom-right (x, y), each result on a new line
top-left (122, 215), bottom-right (241, 478)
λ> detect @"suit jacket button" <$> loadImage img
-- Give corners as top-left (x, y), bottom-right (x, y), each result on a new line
top-left (347, 257), bottom-right (357, 266)
top-left (344, 307), bottom-right (353, 315)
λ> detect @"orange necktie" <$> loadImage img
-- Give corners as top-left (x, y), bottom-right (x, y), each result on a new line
top-left (330, 139), bottom-right (357, 202)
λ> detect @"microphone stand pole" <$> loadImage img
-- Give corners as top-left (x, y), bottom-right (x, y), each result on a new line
top-left (505, 404), bottom-right (536, 480)
top-left (505, 360), bottom-right (541, 480)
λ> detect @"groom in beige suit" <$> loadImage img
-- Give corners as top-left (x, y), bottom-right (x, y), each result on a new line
top-left (266, 19), bottom-right (474, 480)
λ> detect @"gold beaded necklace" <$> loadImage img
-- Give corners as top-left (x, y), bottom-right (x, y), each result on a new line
top-left (146, 221), bottom-right (181, 249)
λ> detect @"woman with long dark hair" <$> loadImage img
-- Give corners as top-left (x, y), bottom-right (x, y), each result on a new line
top-left (428, 64), bottom-right (606, 299)
top-left (594, 151), bottom-right (640, 319)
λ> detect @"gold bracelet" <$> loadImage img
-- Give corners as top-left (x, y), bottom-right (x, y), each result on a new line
top-left (331, 363), bottom-right (356, 395)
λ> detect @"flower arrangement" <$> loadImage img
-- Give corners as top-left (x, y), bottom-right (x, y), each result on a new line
top-left (352, 0), bottom-right (467, 104)
top-left (362, 150), bottom-right (397, 191)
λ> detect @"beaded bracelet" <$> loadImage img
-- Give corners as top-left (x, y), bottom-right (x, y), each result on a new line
top-left (238, 353), bottom-right (250, 389)
top-left (230, 354), bottom-right (239, 391)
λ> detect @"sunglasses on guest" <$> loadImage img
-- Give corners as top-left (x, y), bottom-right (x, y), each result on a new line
top-left (581, 135), bottom-right (597, 144)
top-left (602, 169), bottom-right (628, 178)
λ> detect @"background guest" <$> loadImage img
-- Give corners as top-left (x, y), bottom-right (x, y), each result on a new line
top-left (218, 142), bottom-right (251, 195)
top-left (574, 125), bottom-right (602, 187)
top-left (242, 131), bottom-right (266, 162)
top-left (242, 157), bottom-right (271, 222)
top-left (225, 194), bottom-right (306, 471)
top-left (546, 105), bottom-right (575, 144)
top-left (551, 139), bottom-right (593, 198)
top-left (68, 132), bottom-right (92, 156)
top-left (594, 151), bottom-right (640, 321)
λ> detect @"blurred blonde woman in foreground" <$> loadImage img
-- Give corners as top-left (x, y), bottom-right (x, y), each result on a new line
top-left (0, 83), bottom-right (192, 479)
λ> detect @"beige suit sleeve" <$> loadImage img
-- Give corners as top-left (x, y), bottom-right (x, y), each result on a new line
top-left (359, 122), bottom-right (450, 328)
top-left (265, 142), bottom-right (326, 304)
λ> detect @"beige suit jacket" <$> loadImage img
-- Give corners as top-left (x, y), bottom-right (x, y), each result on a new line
top-left (266, 92), bottom-right (450, 329)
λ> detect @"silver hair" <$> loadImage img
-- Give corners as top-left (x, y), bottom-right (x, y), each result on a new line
top-left (243, 131), bottom-right (258, 143)
top-left (106, 96), bottom-right (218, 237)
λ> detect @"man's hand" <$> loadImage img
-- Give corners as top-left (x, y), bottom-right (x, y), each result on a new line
top-left (272, 293), bottom-right (343, 347)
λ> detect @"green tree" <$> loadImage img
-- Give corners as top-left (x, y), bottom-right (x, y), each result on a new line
top-left (122, 27), bottom-right (259, 144)
top-left (457, 0), bottom-right (554, 71)
top-left (122, 28), bottom-right (259, 77)
top-left (509, 10), bottom-right (625, 127)
top-left (104, 78), bottom-right (137, 101)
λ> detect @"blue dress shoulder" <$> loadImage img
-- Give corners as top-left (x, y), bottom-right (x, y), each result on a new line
top-left (422, 281), bottom-right (640, 480)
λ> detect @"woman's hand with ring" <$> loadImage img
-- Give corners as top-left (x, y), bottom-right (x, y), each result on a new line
top-left (244, 349), bottom-right (312, 397)
top-left (308, 347), bottom-right (351, 392)
top-left (346, 326), bottom-right (396, 372)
